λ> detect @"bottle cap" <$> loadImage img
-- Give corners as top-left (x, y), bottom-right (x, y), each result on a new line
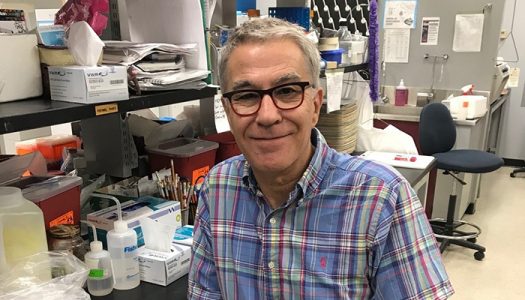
top-left (90, 240), bottom-right (103, 252)
top-left (0, 187), bottom-right (25, 207)
top-left (113, 220), bottom-right (128, 232)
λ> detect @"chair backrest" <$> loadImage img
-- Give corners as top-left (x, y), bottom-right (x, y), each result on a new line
top-left (419, 102), bottom-right (456, 155)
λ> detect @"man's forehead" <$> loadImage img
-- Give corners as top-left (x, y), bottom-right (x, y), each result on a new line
top-left (230, 73), bottom-right (302, 90)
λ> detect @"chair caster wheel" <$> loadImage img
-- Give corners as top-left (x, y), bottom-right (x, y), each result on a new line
top-left (474, 251), bottom-right (485, 261)
top-left (467, 238), bottom-right (477, 243)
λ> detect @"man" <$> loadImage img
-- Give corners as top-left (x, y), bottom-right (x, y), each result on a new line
top-left (189, 18), bottom-right (453, 299)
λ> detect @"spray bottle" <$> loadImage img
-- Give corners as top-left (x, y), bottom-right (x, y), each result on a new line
top-left (92, 193), bottom-right (140, 290)
top-left (82, 220), bottom-right (114, 296)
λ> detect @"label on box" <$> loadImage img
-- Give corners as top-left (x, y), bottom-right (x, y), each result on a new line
top-left (49, 210), bottom-right (74, 227)
top-left (84, 68), bottom-right (127, 94)
top-left (192, 166), bottom-right (209, 184)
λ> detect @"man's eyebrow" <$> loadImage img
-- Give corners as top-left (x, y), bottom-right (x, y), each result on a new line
top-left (272, 73), bottom-right (302, 85)
top-left (231, 80), bottom-right (254, 91)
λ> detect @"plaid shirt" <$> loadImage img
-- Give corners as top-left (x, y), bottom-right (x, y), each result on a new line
top-left (189, 129), bottom-right (453, 300)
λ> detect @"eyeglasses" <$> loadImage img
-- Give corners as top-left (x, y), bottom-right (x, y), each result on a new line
top-left (222, 81), bottom-right (311, 116)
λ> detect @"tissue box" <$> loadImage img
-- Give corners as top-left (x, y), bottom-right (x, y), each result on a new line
top-left (138, 243), bottom-right (191, 286)
top-left (87, 196), bottom-right (182, 248)
top-left (48, 65), bottom-right (129, 103)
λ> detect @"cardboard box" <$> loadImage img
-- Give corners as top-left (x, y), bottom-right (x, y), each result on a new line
top-left (87, 196), bottom-right (182, 248)
top-left (138, 243), bottom-right (191, 286)
top-left (0, 34), bottom-right (43, 102)
top-left (48, 65), bottom-right (129, 103)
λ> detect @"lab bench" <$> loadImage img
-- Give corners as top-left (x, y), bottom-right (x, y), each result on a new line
top-left (373, 102), bottom-right (499, 220)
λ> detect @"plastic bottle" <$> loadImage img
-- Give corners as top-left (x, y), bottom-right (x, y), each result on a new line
top-left (94, 193), bottom-right (140, 290)
top-left (350, 31), bottom-right (367, 64)
top-left (0, 187), bottom-right (48, 274)
top-left (338, 19), bottom-right (352, 64)
top-left (83, 220), bottom-right (114, 296)
top-left (395, 79), bottom-right (409, 106)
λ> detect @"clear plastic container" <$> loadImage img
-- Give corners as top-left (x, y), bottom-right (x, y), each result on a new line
top-left (338, 19), bottom-right (352, 64)
top-left (0, 187), bottom-right (48, 273)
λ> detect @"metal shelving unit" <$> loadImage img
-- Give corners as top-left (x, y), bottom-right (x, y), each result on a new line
top-left (319, 62), bottom-right (369, 78)
top-left (0, 87), bottom-right (218, 134)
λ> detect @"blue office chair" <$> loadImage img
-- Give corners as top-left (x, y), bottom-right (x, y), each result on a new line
top-left (419, 103), bottom-right (503, 261)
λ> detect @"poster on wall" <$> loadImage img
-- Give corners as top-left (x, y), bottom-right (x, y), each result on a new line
top-left (420, 17), bottom-right (440, 45)
top-left (452, 14), bottom-right (484, 52)
top-left (384, 29), bottom-right (410, 63)
top-left (384, 0), bottom-right (418, 29)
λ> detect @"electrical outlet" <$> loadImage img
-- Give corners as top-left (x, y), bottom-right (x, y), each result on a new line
top-left (500, 30), bottom-right (510, 40)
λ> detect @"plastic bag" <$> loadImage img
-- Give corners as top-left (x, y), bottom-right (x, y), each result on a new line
top-left (0, 252), bottom-right (89, 300)
top-left (356, 124), bottom-right (418, 154)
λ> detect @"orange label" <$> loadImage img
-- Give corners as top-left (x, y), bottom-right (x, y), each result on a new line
top-left (49, 211), bottom-right (74, 227)
top-left (95, 103), bottom-right (118, 116)
top-left (192, 166), bottom-right (210, 184)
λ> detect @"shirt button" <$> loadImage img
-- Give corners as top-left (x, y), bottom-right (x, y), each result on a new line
top-left (268, 261), bottom-right (275, 269)
top-left (269, 218), bottom-right (276, 224)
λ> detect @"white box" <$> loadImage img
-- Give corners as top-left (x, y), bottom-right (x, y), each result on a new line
top-left (0, 34), bottom-right (43, 102)
top-left (48, 65), bottom-right (129, 103)
top-left (443, 95), bottom-right (487, 120)
top-left (138, 243), bottom-right (191, 286)
top-left (87, 196), bottom-right (181, 247)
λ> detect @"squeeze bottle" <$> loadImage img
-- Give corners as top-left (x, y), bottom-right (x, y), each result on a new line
top-left (83, 220), bottom-right (114, 296)
top-left (395, 79), bottom-right (409, 106)
top-left (0, 187), bottom-right (47, 274)
top-left (93, 193), bottom-right (140, 290)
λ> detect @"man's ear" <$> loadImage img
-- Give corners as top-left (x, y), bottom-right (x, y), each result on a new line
top-left (221, 96), bottom-right (235, 134)
top-left (311, 87), bottom-right (324, 125)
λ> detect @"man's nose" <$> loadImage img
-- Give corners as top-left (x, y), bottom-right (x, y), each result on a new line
top-left (255, 94), bottom-right (281, 124)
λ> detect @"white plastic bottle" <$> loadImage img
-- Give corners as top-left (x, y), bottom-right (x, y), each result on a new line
top-left (83, 221), bottom-right (114, 296)
top-left (94, 194), bottom-right (140, 290)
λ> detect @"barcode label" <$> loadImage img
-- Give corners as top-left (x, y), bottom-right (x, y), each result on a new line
top-left (110, 79), bottom-right (124, 85)
top-left (89, 78), bottom-right (104, 84)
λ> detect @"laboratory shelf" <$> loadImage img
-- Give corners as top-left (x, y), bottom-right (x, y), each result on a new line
top-left (0, 86), bottom-right (218, 134)
top-left (319, 62), bottom-right (369, 78)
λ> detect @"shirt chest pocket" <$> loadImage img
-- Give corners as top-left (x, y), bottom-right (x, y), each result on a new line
top-left (288, 234), bottom-right (369, 286)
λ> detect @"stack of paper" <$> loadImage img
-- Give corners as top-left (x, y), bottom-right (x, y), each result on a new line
top-left (317, 103), bottom-right (359, 153)
top-left (103, 41), bottom-right (210, 92)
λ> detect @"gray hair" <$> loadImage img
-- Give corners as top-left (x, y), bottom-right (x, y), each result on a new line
top-left (218, 18), bottom-right (321, 91)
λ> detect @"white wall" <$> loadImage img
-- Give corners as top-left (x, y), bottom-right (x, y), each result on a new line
top-left (497, 0), bottom-right (525, 160)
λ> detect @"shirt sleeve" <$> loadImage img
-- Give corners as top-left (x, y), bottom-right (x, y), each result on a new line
top-left (188, 184), bottom-right (223, 300)
top-left (370, 178), bottom-right (454, 300)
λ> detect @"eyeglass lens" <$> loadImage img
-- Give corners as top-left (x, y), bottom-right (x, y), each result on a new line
top-left (230, 83), bottom-right (305, 115)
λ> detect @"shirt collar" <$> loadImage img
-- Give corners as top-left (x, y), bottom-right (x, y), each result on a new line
top-left (242, 128), bottom-right (332, 202)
